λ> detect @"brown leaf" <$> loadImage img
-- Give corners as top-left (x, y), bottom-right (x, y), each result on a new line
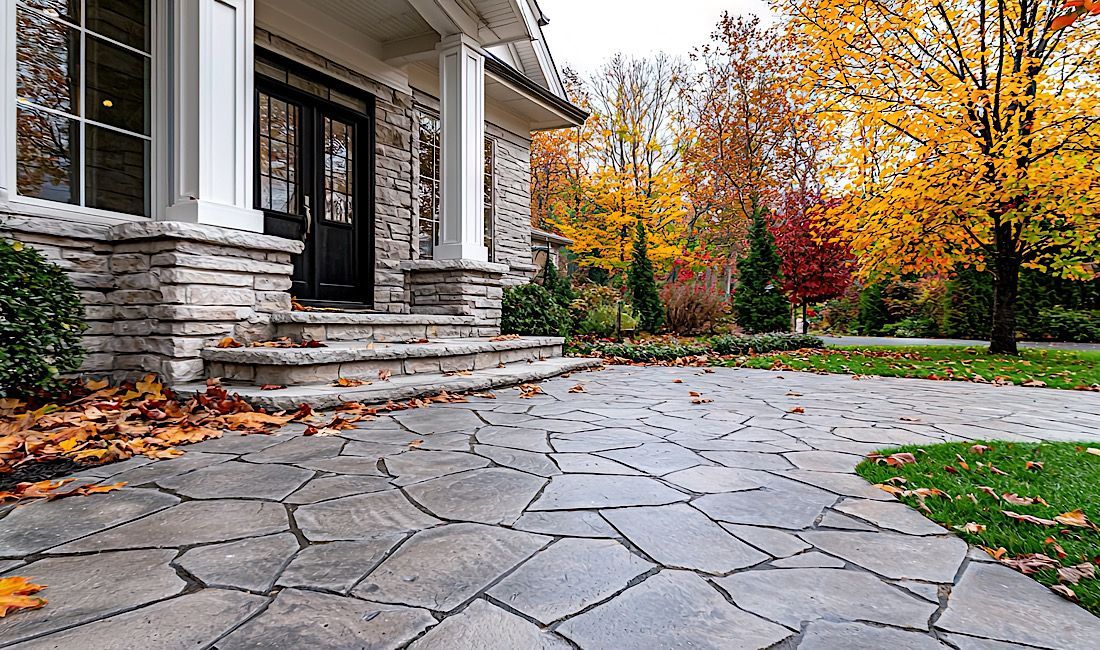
top-left (333, 378), bottom-right (368, 388)
top-left (874, 483), bottom-right (906, 496)
top-left (956, 522), bottom-right (986, 535)
top-left (1000, 553), bottom-right (1060, 574)
top-left (1054, 509), bottom-right (1094, 529)
top-left (1002, 493), bottom-right (1040, 506)
top-left (671, 379), bottom-right (684, 384)
top-left (955, 454), bottom-right (970, 471)
top-left (788, 407), bottom-right (805, 414)
top-left (378, 369), bottom-right (392, 381)
top-left (1057, 563), bottom-right (1095, 585)
top-left (216, 337), bottom-right (243, 348)
top-left (969, 444), bottom-right (992, 455)
top-left (1050, 584), bottom-right (1077, 601)
top-left (518, 384), bottom-right (545, 399)
top-left (977, 486), bottom-right (1000, 500)
top-left (568, 384), bottom-right (587, 393)
top-left (981, 546), bottom-right (1008, 560)
top-left (259, 384), bottom-right (285, 391)
top-left (1002, 510), bottom-right (1057, 527)
top-left (488, 334), bottom-right (521, 342)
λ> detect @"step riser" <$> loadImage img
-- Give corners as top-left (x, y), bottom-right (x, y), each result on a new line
top-left (274, 322), bottom-right (494, 343)
top-left (209, 344), bottom-right (563, 386)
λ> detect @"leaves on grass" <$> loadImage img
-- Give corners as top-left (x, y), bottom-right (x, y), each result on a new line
top-left (969, 444), bottom-right (992, 455)
top-left (1026, 461), bottom-right (1044, 472)
top-left (1054, 509), bottom-right (1096, 529)
top-left (981, 546), bottom-right (1008, 560)
top-left (1003, 510), bottom-right (1057, 527)
top-left (1086, 448), bottom-right (1100, 457)
top-left (867, 451), bottom-right (917, 466)
top-left (956, 522), bottom-right (986, 534)
top-left (1057, 563), bottom-right (1096, 585)
top-left (1002, 493), bottom-right (1049, 506)
top-left (1000, 553), bottom-right (1061, 575)
top-left (0, 577), bottom-right (47, 618)
top-left (1050, 584), bottom-right (1078, 601)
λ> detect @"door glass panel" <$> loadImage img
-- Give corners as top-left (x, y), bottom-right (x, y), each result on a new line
top-left (16, 105), bottom-right (79, 205)
top-left (323, 116), bottom-right (353, 224)
top-left (257, 92), bottom-right (300, 215)
top-left (17, 8), bottom-right (80, 113)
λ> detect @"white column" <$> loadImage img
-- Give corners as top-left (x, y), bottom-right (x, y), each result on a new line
top-left (164, 0), bottom-right (262, 232)
top-left (435, 33), bottom-right (488, 261)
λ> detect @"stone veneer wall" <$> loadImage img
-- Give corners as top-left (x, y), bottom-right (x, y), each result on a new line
top-left (256, 27), bottom-right (416, 314)
top-left (401, 260), bottom-right (507, 334)
top-left (1, 217), bottom-right (302, 383)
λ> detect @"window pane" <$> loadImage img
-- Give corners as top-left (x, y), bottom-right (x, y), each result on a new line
top-left (17, 105), bottom-right (79, 205)
top-left (324, 117), bottom-right (354, 224)
top-left (87, 0), bottom-right (150, 52)
top-left (86, 125), bottom-right (148, 216)
top-left (87, 36), bottom-right (149, 135)
top-left (23, 1), bottom-right (79, 23)
top-left (256, 93), bottom-right (300, 214)
top-left (484, 138), bottom-right (494, 258)
top-left (17, 9), bottom-right (80, 113)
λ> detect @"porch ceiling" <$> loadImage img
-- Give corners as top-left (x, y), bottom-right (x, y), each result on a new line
top-left (319, 0), bottom-right (436, 45)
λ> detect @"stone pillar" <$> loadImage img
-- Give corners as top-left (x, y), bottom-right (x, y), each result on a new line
top-left (435, 34), bottom-right (488, 262)
top-left (401, 260), bottom-right (507, 335)
top-left (165, 0), bottom-right (263, 232)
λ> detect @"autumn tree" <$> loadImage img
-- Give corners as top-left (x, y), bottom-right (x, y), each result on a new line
top-left (771, 194), bottom-right (853, 333)
top-left (783, 0), bottom-right (1100, 353)
top-left (733, 209), bottom-right (789, 333)
top-left (550, 54), bottom-right (690, 275)
top-left (530, 68), bottom-right (590, 232)
top-left (681, 14), bottom-right (811, 290)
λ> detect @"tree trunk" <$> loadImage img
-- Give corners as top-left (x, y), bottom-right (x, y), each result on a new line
top-left (802, 301), bottom-right (809, 335)
top-left (989, 254), bottom-right (1021, 355)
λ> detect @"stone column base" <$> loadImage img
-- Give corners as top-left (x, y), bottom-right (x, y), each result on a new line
top-left (401, 260), bottom-right (508, 335)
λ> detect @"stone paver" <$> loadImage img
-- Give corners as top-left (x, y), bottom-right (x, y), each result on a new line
top-left (219, 588), bottom-right (433, 649)
top-left (557, 570), bottom-right (793, 649)
top-left (488, 537), bottom-right (652, 623)
top-left (5, 366), bottom-right (1098, 649)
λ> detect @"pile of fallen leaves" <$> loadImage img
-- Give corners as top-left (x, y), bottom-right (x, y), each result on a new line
top-left (216, 337), bottom-right (325, 349)
top-left (0, 376), bottom-right (315, 482)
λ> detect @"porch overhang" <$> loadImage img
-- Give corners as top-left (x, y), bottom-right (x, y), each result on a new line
top-left (485, 54), bottom-right (588, 130)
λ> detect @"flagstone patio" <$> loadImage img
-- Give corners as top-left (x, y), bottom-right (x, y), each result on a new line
top-left (2, 366), bottom-right (1099, 649)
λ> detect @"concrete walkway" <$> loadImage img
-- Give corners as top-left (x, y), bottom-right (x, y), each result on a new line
top-left (2, 367), bottom-right (1099, 649)
top-left (824, 335), bottom-right (1100, 352)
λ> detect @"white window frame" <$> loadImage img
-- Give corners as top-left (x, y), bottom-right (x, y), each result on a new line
top-left (2, 0), bottom-right (166, 226)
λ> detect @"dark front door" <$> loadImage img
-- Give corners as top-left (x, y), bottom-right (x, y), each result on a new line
top-left (255, 78), bottom-right (373, 306)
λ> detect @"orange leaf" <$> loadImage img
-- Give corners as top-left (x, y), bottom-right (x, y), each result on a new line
top-left (0, 577), bottom-right (47, 618)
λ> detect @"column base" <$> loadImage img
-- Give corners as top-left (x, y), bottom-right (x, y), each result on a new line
top-left (164, 199), bottom-right (265, 233)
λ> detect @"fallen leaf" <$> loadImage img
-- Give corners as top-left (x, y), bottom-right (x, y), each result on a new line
top-left (1025, 461), bottom-right (1044, 472)
top-left (956, 522), bottom-right (986, 534)
top-left (409, 440), bottom-right (423, 449)
top-left (1002, 493), bottom-right (1041, 506)
top-left (788, 407), bottom-right (805, 414)
top-left (518, 384), bottom-right (544, 399)
top-left (489, 334), bottom-right (521, 342)
top-left (568, 384), bottom-right (587, 393)
top-left (0, 577), bottom-right (47, 618)
top-left (1000, 553), bottom-right (1060, 574)
top-left (216, 337), bottom-right (242, 348)
top-left (1044, 536), bottom-right (1068, 559)
top-left (1002, 510), bottom-right (1057, 526)
top-left (969, 444), bottom-right (992, 455)
top-left (1021, 379), bottom-right (1047, 387)
top-left (378, 369), bottom-right (392, 381)
top-left (333, 378), bottom-right (368, 388)
top-left (259, 384), bottom-right (285, 391)
top-left (672, 379), bottom-right (683, 384)
top-left (1086, 448), bottom-right (1100, 457)
top-left (955, 454), bottom-right (970, 471)
top-left (874, 484), bottom-right (906, 496)
top-left (472, 392), bottom-right (496, 399)
top-left (1057, 563), bottom-right (1095, 585)
top-left (867, 451), bottom-right (918, 467)
top-left (981, 546), bottom-right (1008, 560)
top-left (977, 486), bottom-right (1000, 500)
top-left (1054, 509), bottom-right (1094, 529)
top-left (1050, 584), bottom-right (1077, 601)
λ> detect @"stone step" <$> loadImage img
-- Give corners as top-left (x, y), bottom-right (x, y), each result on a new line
top-left (201, 337), bottom-right (565, 386)
top-left (180, 357), bottom-right (603, 410)
top-left (270, 311), bottom-right (488, 342)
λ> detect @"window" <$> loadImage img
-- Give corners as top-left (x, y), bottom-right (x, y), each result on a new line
top-left (417, 111), bottom-right (441, 258)
top-left (484, 137), bottom-right (495, 261)
top-left (416, 109), bottom-right (496, 260)
top-left (257, 92), bottom-right (300, 215)
top-left (15, 0), bottom-right (153, 217)
top-left (323, 116), bottom-right (354, 225)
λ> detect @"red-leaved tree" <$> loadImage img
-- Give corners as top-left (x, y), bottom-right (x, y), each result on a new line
top-left (770, 194), bottom-right (853, 333)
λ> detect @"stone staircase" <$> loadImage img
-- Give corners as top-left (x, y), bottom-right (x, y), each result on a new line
top-left (185, 312), bottom-right (600, 410)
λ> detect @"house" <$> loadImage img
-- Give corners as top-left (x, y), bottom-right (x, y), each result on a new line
top-left (1, 0), bottom-right (594, 403)
top-left (531, 227), bottom-right (572, 277)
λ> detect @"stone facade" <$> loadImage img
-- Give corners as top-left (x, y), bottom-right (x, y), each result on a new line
top-left (1, 217), bottom-right (302, 383)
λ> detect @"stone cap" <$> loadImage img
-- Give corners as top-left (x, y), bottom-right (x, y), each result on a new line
top-left (202, 337), bottom-right (564, 365)
top-left (272, 312), bottom-right (478, 326)
top-left (400, 259), bottom-right (510, 275)
top-left (108, 221), bottom-right (304, 255)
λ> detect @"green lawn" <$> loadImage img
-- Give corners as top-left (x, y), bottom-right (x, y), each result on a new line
top-left (727, 346), bottom-right (1100, 391)
top-left (856, 442), bottom-right (1100, 615)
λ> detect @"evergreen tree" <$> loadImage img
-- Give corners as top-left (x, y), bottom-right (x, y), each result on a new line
top-left (627, 220), bottom-right (664, 332)
top-left (733, 207), bottom-right (789, 333)
top-left (943, 268), bottom-right (993, 339)
top-left (855, 283), bottom-right (890, 335)
top-left (541, 257), bottom-right (575, 310)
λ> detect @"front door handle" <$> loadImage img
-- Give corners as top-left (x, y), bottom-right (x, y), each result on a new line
top-left (302, 195), bottom-right (313, 241)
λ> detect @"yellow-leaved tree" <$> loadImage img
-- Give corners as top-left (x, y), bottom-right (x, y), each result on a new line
top-left (782, 0), bottom-right (1100, 353)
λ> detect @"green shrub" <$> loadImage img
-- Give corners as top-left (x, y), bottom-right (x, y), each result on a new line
top-left (819, 285), bottom-right (860, 333)
top-left (1023, 307), bottom-right (1100, 343)
top-left (1, 238), bottom-right (87, 396)
top-left (501, 283), bottom-right (571, 337)
top-left (576, 304), bottom-right (639, 338)
top-left (943, 267), bottom-right (993, 339)
top-left (571, 340), bottom-right (709, 362)
top-left (569, 284), bottom-right (624, 328)
top-left (541, 258), bottom-right (575, 310)
top-left (710, 333), bottom-right (824, 355)
top-left (855, 283), bottom-right (890, 335)
top-left (881, 316), bottom-right (939, 338)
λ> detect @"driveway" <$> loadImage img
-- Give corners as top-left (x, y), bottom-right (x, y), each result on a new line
top-left (2, 367), bottom-right (1098, 649)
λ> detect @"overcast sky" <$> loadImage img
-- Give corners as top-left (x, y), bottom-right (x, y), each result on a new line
top-left (540, 0), bottom-right (778, 75)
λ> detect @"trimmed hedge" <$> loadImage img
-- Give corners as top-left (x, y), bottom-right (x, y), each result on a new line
top-left (571, 333), bottom-right (824, 363)
top-left (501, 283), bottom-right (571, 337)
